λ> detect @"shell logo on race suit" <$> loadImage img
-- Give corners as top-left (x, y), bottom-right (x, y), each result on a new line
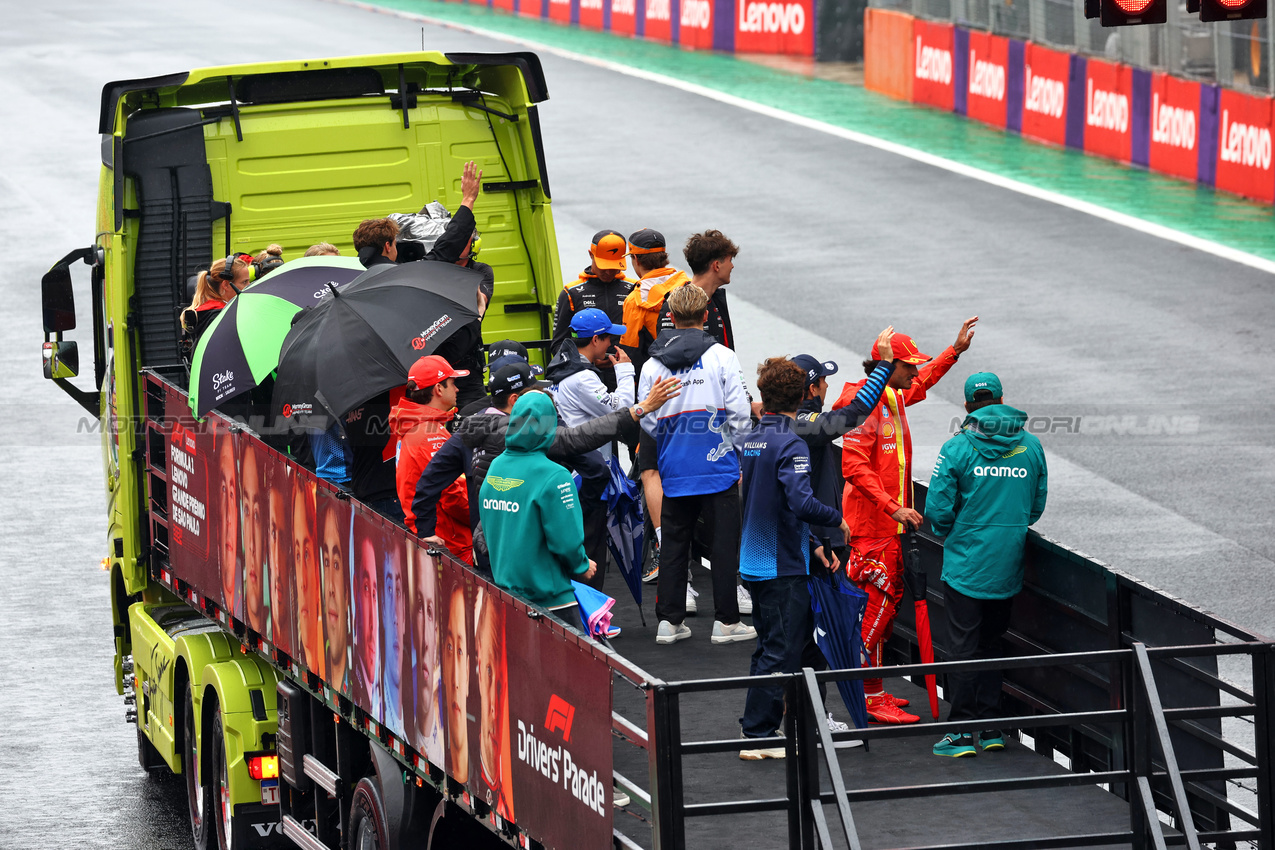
top-left (1021, 43), bottom-right (1070, 146)
top-left (912, 19), bottom-right (955, 111)
top-left (1084, 58), bottom-right (1134, 163)
top-left (679, 0), bottom-right (713, 49)
top-left (1148, 73), bottom-right (1202, 182)
top-left (611, 0), bottom-right (637, 35)
top-left (735, 0), bottom-right (813, 56)
top-left (965, 30), bottom-right (1009, 128)
top-left (1215, 88), bottom-right (1275, 204)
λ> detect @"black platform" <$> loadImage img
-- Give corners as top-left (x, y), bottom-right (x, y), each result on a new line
top-left (605, 567), bottom-right (1138, 850)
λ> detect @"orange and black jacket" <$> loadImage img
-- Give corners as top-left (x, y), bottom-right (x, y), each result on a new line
top-left (831, 347), bottom-right (960, 539)
top-left (550, 269), bottom-right (633, 352)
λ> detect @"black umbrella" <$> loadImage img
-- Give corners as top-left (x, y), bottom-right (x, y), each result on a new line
top-left (271, 261), bottom-right (482, 430)
top-left (188, 256), bottom-right (366, 417)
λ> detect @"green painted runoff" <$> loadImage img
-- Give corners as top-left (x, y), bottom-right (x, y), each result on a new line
top-left (369, 0), bottom-right (1275, 260)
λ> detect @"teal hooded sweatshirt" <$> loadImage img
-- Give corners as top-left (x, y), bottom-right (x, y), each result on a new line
top-left (926, 404), bottom-right (1048, 599)
top-left (478, 392), bottom-right (590, 609)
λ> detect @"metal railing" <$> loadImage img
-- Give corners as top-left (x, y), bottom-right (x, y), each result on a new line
top-left (868, 0), bottom-right (1275, 95)
top-left (625, 640), bottom-right (1273, 850)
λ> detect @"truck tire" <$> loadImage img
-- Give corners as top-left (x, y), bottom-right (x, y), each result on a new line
top-left (137, 721), bottom-right (166, 774)
top-left (347, 777), bottom-right (390, 850)
top-left (212, 709), bottom-right (234, 850)
top-left (184, 681), bottom-right (216, 850)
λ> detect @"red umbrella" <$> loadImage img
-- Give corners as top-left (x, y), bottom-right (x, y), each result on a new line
top-left (904, 532), bottom-right (940, 720)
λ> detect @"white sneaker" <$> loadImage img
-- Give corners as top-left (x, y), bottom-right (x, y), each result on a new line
top-left (737, 584), bottom-right (753, 615)
top-left (828, 713), bottom-right (865, 749)
top-left (656, 620), bottom-right (692, 645)
top-left (739, 731), bottom-right (786, 760)
top-left (613, 788), bottom-right (631, 807)
top-left (711, 620), bottom-right (757, 644)
top-left (685, 583), bottom-right (699, 615)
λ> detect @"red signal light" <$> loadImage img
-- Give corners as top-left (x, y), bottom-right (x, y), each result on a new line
top-left (1199, 0), bottom-right (1265, 18)
top-left (1100, 0), bottom-right (1167, 25)
top-left (247, 754), bottom-right (279, 781)
top-left (1113, 0), bottom-right (1155, 12)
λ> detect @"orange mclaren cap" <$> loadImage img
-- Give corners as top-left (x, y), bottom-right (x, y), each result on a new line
top-left (873, 333), bottom-right (931, 365)
top-left (589, 230), bottom-right (628, 270)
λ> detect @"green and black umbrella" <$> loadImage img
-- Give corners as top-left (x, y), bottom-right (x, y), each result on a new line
top-left (188, 256), bottom-right (365, 417)
top-left (271, 261), bottom-right (482, 431)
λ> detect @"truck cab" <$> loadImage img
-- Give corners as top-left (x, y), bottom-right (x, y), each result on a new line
top-left (41, 51), bottom-right (562, 850)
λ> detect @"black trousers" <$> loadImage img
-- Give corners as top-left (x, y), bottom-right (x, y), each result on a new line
top-left (656, 484), bottom-right (741, 625)
top-left (573, 450), bottom-right (610, 591)
top-left (944, 584), bottom-right (1014, 725)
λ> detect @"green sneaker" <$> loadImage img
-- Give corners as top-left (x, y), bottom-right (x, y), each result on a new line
top-left (933, 732), bottom-right (977, 758)
top-left (979, 731), bottom-right (1006, 751)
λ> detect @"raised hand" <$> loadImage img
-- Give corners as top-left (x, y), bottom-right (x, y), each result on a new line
top-left (953, 316), bottom-right (979, 355)
top-left (460, 160), bottom-right (483, 209)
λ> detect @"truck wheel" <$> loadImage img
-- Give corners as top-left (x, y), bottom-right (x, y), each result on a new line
top-left (184, 682), bottom-right (215, 850)
top-left (212, 709), bottom-right (235, 850)
top-left (347, 777), bottom-right (389, 850)
top-left (137, 722), bottom-right (165, 774)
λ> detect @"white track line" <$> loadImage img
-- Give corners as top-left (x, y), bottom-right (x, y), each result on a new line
top-left (334, 0), bottom-right (1275, 276)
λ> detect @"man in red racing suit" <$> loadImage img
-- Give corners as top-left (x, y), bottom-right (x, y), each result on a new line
top-left (831, 317), bottom-right (978, 723)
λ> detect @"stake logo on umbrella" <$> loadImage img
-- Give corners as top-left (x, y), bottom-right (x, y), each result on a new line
top-left (271, 260), bottom-right (483, 430)
top-left (188, 255), bottom-right (366, 418)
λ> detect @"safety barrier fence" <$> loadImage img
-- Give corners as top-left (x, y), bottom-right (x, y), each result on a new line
top-left (611, 641), bottom-right (1275, 850)
top-left (418, 0), bottom-right (821, 55)
top-left (863, 4), bottom-right (1275, 203)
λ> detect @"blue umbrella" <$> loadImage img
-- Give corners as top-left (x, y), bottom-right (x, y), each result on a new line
top-left (808, 570), bottom-right (870, 729)
top-left (571, 581), bottom-right (616, 638)
top-left (602, 456), bottom-right (646, 621)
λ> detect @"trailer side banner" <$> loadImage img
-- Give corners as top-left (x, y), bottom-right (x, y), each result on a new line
top-left (152, 378), bottom-right (613, 850)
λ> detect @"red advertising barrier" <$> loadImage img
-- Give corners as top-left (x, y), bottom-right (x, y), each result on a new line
top-left (1083, 58), bottom-right (1134, 163)
top-left (1215, 88), bottom-right (1275, 204)
top-left (1148, 73), bottom-right (1202, 183)
top-left (643, 0), bottom-right (674, 41)
top-left (912, 19), bottom-right (955, 111)
top-left (155, 379), bottom-right (614, 850)
top-left (547, 0), bottom-right (571, 21)
top-left (1021, 43), bottom-right (1069, 146)
top-left (864, 7), bottom-right (914, 102)
top-left (610, 0), bottom-right (637, 36)
top-left (735, 0), bottom-right (815, 56)
top-left (679, 0), bottom-right (715, 49)
top-left (518, 0), bottom-right (545, 17)
top-left (966, 30), bottom-right (1010, 128)
top-left (579, 0), bottom-right (604, 29)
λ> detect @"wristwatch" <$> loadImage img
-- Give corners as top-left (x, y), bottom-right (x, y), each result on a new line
top-left (631, 405), bottom-right (646, 419)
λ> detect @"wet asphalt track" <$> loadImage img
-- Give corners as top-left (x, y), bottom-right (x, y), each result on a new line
top-left (1, 0), bottom-right (1272, 846)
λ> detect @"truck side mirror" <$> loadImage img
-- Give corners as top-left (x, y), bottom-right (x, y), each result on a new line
top-left (42, 264), bottom-right (77, 333)
top-left (43, 340), bottom-right (80, 380)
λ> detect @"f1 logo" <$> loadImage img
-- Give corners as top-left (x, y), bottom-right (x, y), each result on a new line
top-left (544, 694), bottom-right (575, 743)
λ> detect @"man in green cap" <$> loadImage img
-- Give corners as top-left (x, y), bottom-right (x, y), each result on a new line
top-left (925, 372), bottom-right (1048, 758)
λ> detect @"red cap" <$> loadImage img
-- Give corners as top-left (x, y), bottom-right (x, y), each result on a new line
top-left (408, 355), bottom-right (469, 389)
top-left (873, 333), bottom-right (932, 365)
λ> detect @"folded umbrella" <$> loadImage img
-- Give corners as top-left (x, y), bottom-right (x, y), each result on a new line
top-left (603, 455), bottom-right (646, 622)
top-left (808, 569), bottom-right (870, 729)
top-left (903, 531), bottom-right (940, 720)
top-left (570, 581), bottom-right (616, 639)
top-left (270, 261), bottom-right (482, 430)
top-left (188, 255), bottom-right (365, 417)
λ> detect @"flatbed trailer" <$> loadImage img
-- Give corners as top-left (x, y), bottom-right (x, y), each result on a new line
top-left (38, 47), bottom-right (1274, 850)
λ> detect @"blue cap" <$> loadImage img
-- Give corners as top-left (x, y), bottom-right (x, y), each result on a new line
top-left (790, 355), bottom-right (838, 387)
top-left (964, 372), bottom-right (1003, 402)
top-left (570, 307), bottom-right (626, 339)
